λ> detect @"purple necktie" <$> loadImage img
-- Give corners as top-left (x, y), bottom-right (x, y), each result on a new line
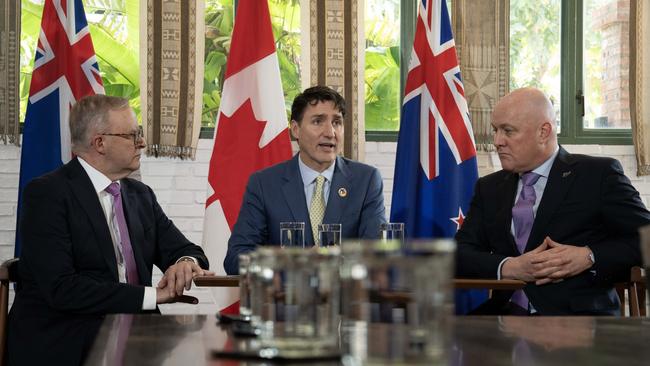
top-left (510, 172), bottom-right (541, 310)
top-left (106, 182), bottom-right (140, 285)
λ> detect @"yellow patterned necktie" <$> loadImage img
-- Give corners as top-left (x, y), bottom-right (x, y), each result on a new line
top-left (310, 175), bottom-right (326, 246)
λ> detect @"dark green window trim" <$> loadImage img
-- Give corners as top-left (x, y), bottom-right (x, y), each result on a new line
top-left (366, 0), bottom-right (632, 145)
top-left (559, 0), bottom-right (632, 145)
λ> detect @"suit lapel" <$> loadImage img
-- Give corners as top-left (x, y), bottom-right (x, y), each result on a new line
top-left (496, 172), bottom-right (520, 254)
top-left (323, 156), bottom-right (349, 226)
top-left (120, 181), bottom-right (149, 285)
top-left (66, 159), bottom-right (119, 281)
top-left (526, 147), bottom-right (576, 252)
top-left (281, 155), bottom-right (312, 244)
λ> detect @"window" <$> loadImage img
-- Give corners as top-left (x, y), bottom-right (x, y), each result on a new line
top-left (510, 0), bottom-right (632, 144)
top-left (365, 0), bottom-right (401, 131)
top-left (203, 0), bottom-right (301, 127)
top-left (365, 0), bottom-right (632, 144)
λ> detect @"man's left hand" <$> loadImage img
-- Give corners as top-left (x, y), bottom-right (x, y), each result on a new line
top-left (157, 260), bottom-right (215, 298)
top-left (530, 237), bottom-right (594, 285)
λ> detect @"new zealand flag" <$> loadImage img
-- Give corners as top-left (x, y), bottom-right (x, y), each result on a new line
top-left (390, 0), bottom-right (487, 314)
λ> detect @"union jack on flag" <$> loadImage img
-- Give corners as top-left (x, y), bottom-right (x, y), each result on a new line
top-left (390, 0), bottom-right (486, 313)
top-left (16, 0), bottom-right (103, 256)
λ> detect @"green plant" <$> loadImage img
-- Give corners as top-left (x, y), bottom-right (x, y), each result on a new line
top-left (365, 4), bottom-right (400, 131)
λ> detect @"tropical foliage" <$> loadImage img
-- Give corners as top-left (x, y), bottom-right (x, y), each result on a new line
top-left (365, 8), bottom-right (400, 131)
top-left (202, 0), bottom-right (301, 127)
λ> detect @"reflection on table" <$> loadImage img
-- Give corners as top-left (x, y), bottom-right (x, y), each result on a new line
top-left (84, 314), bottom-right (650, 365)
top-left (193, 275), bottom-right (527, 290)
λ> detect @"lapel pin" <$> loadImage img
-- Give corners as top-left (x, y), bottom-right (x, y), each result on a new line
top-left (338, 188), bottom-right (347, 198)
top-left (562, 171), bottom-right (572, 178)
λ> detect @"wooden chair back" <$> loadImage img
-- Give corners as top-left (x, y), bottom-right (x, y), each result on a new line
top-left (0, 258), bottom-right (19, 366)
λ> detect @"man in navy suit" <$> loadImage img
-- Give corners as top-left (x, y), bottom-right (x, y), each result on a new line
top-left (224, 86), bottom-right (386, 274)
top-left (456, 87), bottom-right (650, 315)
top-left (8, 95), bottom-right (212, 365)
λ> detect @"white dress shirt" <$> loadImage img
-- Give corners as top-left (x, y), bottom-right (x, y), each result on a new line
top-left (77, 157), bottom-right (157, 310)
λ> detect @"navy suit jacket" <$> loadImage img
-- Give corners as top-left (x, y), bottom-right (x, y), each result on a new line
top-left (224, 154), bottom-right (386, 274)
top-left (455, 147), bottom-right (650, 315)
top-left (7, 158), bottom-right (208, 366)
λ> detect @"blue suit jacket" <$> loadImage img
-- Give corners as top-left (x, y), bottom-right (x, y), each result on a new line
top-left (224, 154), bottom-right (386, 274)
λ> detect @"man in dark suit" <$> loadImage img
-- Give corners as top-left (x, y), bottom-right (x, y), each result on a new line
top-left (224, 86), bottom-right (386, 274)
top-left (7, 95), bottom-right (213, 365)
top-left (456, 87), bottom-right (650, 315)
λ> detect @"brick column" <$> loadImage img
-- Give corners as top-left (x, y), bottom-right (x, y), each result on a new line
top-left (593, 0), bottom-right (630, 128)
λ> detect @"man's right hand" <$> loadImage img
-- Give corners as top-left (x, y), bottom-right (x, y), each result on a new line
top-left (501, 241), bottom-right (550, 281)
top-left (155, 287), bottom-right (198, 305)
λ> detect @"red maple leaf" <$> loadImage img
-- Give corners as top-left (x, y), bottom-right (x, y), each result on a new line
top-left (206, 99), bottom-right (292, 229)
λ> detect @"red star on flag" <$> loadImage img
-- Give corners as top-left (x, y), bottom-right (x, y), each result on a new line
top-left (450, 207), bottom-right (466, 231)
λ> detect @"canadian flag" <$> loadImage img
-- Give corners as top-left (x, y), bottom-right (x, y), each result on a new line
top-left (202, 0), bottom-right (293, 310)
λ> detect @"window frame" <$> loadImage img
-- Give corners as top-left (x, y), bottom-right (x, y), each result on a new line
top-left (365, 0), bottom-right (633, 145)
top-left (559, 0), bottom-right (632, 145)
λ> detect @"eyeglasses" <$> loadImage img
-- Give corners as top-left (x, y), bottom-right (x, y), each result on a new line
top-left (100, 126), bottom-right (144, 146)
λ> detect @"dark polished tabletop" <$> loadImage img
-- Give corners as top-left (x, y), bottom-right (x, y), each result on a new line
top-left (84, 314), bottom-right (650, 365)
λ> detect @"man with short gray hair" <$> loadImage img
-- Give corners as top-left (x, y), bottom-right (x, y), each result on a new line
top-left (8, 94), bottom-right (212, 365)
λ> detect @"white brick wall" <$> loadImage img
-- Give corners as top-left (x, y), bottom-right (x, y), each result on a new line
top-left (2, 140), bottom-right (650, 312)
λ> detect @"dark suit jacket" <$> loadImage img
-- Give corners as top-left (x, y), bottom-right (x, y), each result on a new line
top-left (224, 154), bottom-right (386, 274)
top-left (7, 158), bottom-right (208, 366)
top-left (455, 147), bottom-right (650, 315)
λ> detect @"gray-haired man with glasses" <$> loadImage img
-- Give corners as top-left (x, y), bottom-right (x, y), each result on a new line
top-left (8, 94), bottom-right (213, 365)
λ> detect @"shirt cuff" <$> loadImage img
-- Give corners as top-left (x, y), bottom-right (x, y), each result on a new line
top-left (497, 257), bottom-right (512, 280)
top-left (176, 256), bottom-right (198, 265)
top-left (142, 287), bottom-right (157, 310)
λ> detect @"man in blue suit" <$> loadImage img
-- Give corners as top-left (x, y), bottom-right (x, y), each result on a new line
top-left (224, 86), bottom-right (386, 274)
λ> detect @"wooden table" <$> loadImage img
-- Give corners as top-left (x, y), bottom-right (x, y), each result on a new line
top-left (194, 275), bottom-right (526, 290)
top-left (84, 314), bottom-right (650, 365)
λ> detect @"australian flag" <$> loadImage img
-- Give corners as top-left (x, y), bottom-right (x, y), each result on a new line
top-left (390, 0), bottom-right (487, 314)
top-left (15, 0), bottom-right (104, 256)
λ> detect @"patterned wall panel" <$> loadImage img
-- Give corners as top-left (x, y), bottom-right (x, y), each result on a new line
top-left (307, 0), bottom-right (364, 160)
top-left (141, 0), bottom-right (204, 159)
top-left (0, 0), bottom-right (20, 145)
top-left (452, 0), bottom-right (510, 151)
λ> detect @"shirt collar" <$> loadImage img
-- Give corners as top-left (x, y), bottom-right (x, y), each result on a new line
top-left (529, 145), bottom-right (560, 179)
top-left (77, 157), bottom-right (116, 194)
top-left (298, 155), bottom-right (336, 186)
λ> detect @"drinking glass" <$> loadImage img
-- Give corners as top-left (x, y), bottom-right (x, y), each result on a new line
top-left (280, 222), bottom-right (305, 248)
top-left (379, 222), bottom-right (405, 242)
top-left (238, 253), bottom-right (253, 317)
top-left (248, 246), bottom-right (341, 354)
top-left (318, 223), bottom-right (342, 247)
top-left (339, 239), bottom-right (456, 361)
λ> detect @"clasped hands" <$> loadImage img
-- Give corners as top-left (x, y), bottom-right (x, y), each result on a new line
top-left (501, 237), bottom-right (594, 285)
top-left (155, 260), bottom-right (215, 304)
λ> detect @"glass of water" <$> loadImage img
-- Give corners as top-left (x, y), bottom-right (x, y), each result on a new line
top-left (280, 222), bottom-right (305, 248)
top-left (318, 223), bottom-right (342, 247)
top-left (379, 222), bottom-right (405, 242)
top-left (238, 253), bottom-right (253, 317)
top-left (249, 246), bottom-right (341, 354)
